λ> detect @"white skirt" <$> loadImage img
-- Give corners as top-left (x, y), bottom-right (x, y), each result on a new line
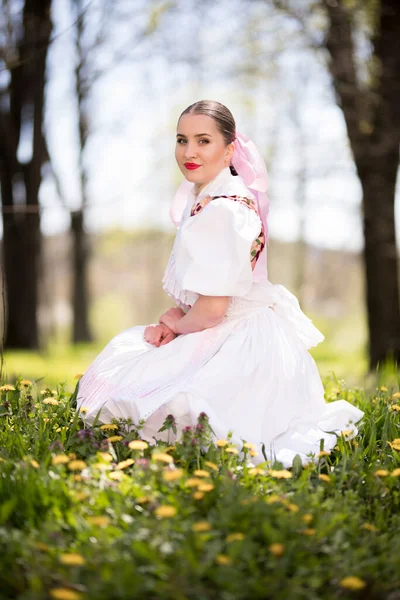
top-left (76, 281), bottom-right (364, 468)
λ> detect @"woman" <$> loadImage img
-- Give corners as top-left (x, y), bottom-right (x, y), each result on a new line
top-left (76, 100), bottom-right (364, 467)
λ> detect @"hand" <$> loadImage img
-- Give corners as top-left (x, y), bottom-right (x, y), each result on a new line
top-left (144, 323), bottom-right (177, 347)
top-left (159, 307), bottom-right (186, 335)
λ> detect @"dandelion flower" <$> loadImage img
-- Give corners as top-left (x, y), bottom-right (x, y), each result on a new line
top-left (30, 460), bottom-right (39, 469)
top-left (269, 469), bottom-right (293, 479)
top-left (59, 553), bottom-right (86, 566)
top-left (115, 459), bottom-right (135, 470)
top-left (0, 384), bottom-right (15, 392)
top-left (318, 474), bottom-right (331, 483)
top-left (249, 450), bottom-right (259, 457)
top-left (339, 576), bottom-right (366, 590)
top-left (389, 404), bottom-right (400, 412)
top-left (391, 468), bottom-right (400, 477)
top-left (318, 450), bottom-right (330, 458)
top-left (79, 407), bottom-right (88, 414)
top-left (193, 469), bottom-right (210, 477)
top-left (286, 503), bottom-right (299, 513)
top-left (216, 554), bottom-right (232, 565)
top-left (49, 588), bottom-right (83, 600)
top-left (68, 460), bottom-right (87, 471)
top-left (301, 514), bottom-right (313, 524)
top-left (74, 373), bottom-right (84, 379)
top-left (107, 435), bottom-right (123, 443)
top-left (152, 452), bottom-right (173, 463)
top-left (361, 523), bottom-right (377, 532)
top-left (86, 515), bottom-right (110, 527)
top-left (185, 478), bottom-right (203, 487)
top-left (225, 447), bottom-right (239, 454)
top-left (162, 468), bottom-right (184, 481)
top-left (392, 392), bottom-right (400, 398)
top-left (243, 442), bottom-right (257, 449)
top-left (128, 440), bottom-right (148, 450)
top-left (52, 455), bottom-right (70, 466)
top-left (108, 471), bottom-right (123, 481)
top-left (197, 482), bottom-right (214, 492)
top-left (248, 468), bottom-right (264, 476)
top-left (226, 533), bottom-right (245, 543)
top-left (380, 386), bottom-right (388, 392)
top-left (375, 469), bottom-right (389, 477)
top-left (136, 496), bottom-right (152, 504)
top-left (269, 543), bottom-right (285, 557)
top-left (387, 439), bottom-right (400, 451)
top-left (192, 521), bottom-right (212, 532)
top-left (266, 494), bottom-right (281, 504)
top-left (43, 397), bottom-right (59, 406)
top-left (192, 491), bottom-right (205, 500)
top-left (301, 528), bottom-right (317, 536)
top-left (97, 452), bottom-right (113, 462)
top-left (20, 379), bottom-right (32, 386)
top-left (204, 461), bottom-right (218, 471)
top-left (100, 423), bottom-right (118, 431)
top-left (155, 505), bottom-right (177, 518)
top-left (216, 439), bottom-right (228, 447)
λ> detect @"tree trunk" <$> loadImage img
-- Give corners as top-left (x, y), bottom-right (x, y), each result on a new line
top-left (71, 210), bottom-right (92, 343)
top-left (0, 0), bottom-right (52, 349)
top-left (324, 0), bottom-right (400, 371)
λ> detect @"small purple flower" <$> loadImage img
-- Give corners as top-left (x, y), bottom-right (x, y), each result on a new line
top-left (135, 458), bottom-right (150, 468)
top-left (48, 440), bottom-right (64, 452)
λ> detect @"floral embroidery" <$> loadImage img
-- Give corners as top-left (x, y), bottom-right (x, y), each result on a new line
top-left (190, 195), bottom-right (265, 270)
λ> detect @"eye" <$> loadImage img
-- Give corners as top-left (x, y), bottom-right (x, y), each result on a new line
top-left (199, 139), bottom-right (209, 144)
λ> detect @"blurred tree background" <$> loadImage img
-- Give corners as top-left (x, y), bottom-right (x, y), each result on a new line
top-left (0, 0), bottom-right (399, 389)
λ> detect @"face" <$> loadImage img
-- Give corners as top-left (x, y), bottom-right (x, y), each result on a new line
top-left (175, 113), bottom-right (235, 194)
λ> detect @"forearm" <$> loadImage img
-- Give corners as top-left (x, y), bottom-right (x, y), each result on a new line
top-left (174, 295), bottom-right (230, 334)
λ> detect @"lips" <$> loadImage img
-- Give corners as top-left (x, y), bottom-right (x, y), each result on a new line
top-left (184, 163), bottom-right (201, 170)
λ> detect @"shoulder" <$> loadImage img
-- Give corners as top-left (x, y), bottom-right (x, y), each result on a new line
top-left (190, 194), bottom-right (260, 222)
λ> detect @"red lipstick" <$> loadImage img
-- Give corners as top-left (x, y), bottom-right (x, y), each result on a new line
top-left (184, 163), bottom-right (201, 170)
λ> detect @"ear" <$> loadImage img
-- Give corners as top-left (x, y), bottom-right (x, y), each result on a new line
top-left (226, 141), bottom-right (235, 161)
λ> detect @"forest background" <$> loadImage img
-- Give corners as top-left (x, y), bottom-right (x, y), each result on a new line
top-left (1, 0), bottom-right (399, 390)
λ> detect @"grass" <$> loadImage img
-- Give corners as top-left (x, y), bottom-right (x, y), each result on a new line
top-left (0, 364), bottom-right (400, 599)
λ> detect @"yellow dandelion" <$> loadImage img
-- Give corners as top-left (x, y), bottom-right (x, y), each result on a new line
top-left (192, 491), bottom-right (205, 500)
top-left (387, 439), bottom-right (400, 451)
top-left (136, 496), bottom-right (152, 504)
top-left (152, 452), bottom-right (173, 463)
top-left (197, 482), bottom-right (214, 492)
top-left (269, 469), bottom-right (293, 479)
top-left (100, 423), bottom-right (118, 431)
top-left (225, 446), bottom-right (239, 454)
top-left (216, 554), bottom-right (232, 566)
top-left (301, 528), bottom-right (317, 536)
top-left (204, 461), bottom-right (219, 471)
top-left (318, 450), bottom-right (331, 458)
top-left (59, 553), bottom-right (86, 566)
top-left (74, 492), bottom-right (89, 502)
top-left (286, 503), bottom-right (299, 513)
top-left (43, 397), bottom-right (59, 406)
top-left (115, 458), bottom-right (135, 470)
top-left (249, 450), bottom-right (259, 457)
top-left (92, 462), bottom-right (111, 471)
top-left (155, 505), bottom-right (177, 518)
top-left (74, 373), bottom-right (84, 379)
top-left (73, 475), bottom-right (82, 482)
top-left (20, 379), bottom-right (32, 386)
top-left (341, 429), bottom-right (353, 437)
top-left (380, 386), bottom-right (388, 392)
top-left (391, 468), bottom-right (400, 477)
top-left (226, 533), bottom-right (245, 543)
top-left (162, 468), bottom-right (184, 481)
top-left (165, 445), bottom-right (176, 452)
top-left (86, 515), bottom-right (110, 527)
top-left (392, 392), bottom-right (400, 398)
top-left (269, 543), bottom-right (285, 557)
top-left (30, 460), bottom-right (39, 469)
top-left (49, 588), bottom-right (83, 600)
top-left (34, 541), bottom-right (50, 552)
top-left (68, 460), bottom-right (87, 471)
top-left (248, 467), bottom-right (264, 476)
top-left (107, 435), bottom-right (123, 443)
top-left (389, 404), bottom-right (400, 412)
top-left (128, 440), bottom-right (148, 450)
top-left (243, 442), bottom-right (257, 449)
top-left (193, 469), bottom-right (210, 477)
top-left (192, 521), bottom-right (212, 532)
top-left (216, 439), bottom-right (229, 447)
top-left (0, 384), bottom-right (15, 391)
top-left (301, 514), bottom-right (313, 524)
top-left (318, 474), bottom-right (331, 483)
top-left (375, 469), bottom-right (389, 477)
top-left (79, 407), bottom-right (88, 414)
top-left (339, 576), bottom-right (366, 591)
top-left (185, 477), bottom-right (203, 487)
top-left (361, 523), bottom-right (377, 532)
top-left (97, 452), bottom-right (113, 462)
top-left (68, 453), bottom-right (77, 459)
top-left (266, 494), bottom-right (281, 504)
top-left (108, 471), bottom-right (123, 480)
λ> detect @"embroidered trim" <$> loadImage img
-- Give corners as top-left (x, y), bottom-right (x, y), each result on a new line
top-left (190, 195), bottom-right (265, 270)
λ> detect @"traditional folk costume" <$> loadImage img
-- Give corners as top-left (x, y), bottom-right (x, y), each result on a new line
top-left (76, 132), bottom-right (363, 467)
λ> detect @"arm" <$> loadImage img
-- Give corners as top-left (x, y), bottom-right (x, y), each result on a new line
top-left (160, 294), bottom-right (230, 335)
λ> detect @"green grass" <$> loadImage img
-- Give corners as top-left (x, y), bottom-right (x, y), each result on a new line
top-left (0, 365), bottom-right (400, 599)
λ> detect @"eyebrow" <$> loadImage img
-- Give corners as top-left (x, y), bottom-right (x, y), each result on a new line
top-left (176, 133), bottom-right (212, 138)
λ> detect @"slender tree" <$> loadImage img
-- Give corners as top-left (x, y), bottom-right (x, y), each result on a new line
top-left (0, 0), bottom-right (52, 349)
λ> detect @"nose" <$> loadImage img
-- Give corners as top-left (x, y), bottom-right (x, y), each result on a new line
top-left (183, 141), bottom-right (197, 159)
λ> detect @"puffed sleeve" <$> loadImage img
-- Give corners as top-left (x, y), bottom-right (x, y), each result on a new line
top-left (174, 197), bottom-right (262, 297)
